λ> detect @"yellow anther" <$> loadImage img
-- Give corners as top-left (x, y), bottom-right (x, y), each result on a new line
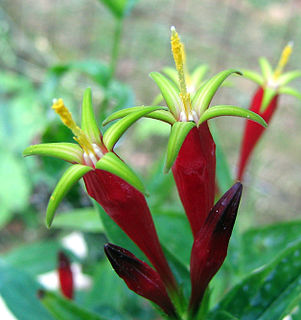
top-left (273, 42), bottom-right (293, 80)
top-left (52, 99), bottom-right (95, 155)
top-left (171, 26), bottom-right (191, 118)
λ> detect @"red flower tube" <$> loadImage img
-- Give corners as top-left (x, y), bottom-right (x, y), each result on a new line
top-left (237, 42), bottom-right (301, 180)
top-left (57, 251), bottom-right (73, 300)
top-left (189, 182), bottom-right (242, 316)
top-left (83, 170), bottom-right (177, 291)
top-left (104, 243), bottom-right (176, 317)
top-left (23, 90), bottom-right (177, 292)
top-left (237, 87), bottom-right (278, 180)
top-left (172, 123), bottom-right (216, 238)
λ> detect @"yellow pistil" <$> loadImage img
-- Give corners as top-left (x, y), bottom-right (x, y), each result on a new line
top-left (181, 43), bottom-right (192, 87)
top-left (52, 98), bottom-right (95, 155)
top-left (171, 26), bottom-right (192, 119)
top-left (273, 42), bottom-right (293, 80)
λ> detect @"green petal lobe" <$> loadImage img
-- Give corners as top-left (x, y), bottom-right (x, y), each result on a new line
top-left (259, 57), bottom-right (273, 80)
top-left (198, 105), bottom-right (267, 127)
top-left (241, 69), bottom-right (264, 85)
top-left (164, 121), bottom-right (196, 173)
top-left (260, 87), bottom-right (277, 112)
top-left (190, 64), bottom-right (209, 89)
top-left (81, 88), bottom-right (101, 144)
top-left (192, 69), bottom-right (242, 116)
top-left (279, 86), bottom-right (301, 101)
top-left (102, 106), bottom-right (175, 126)
top-left (149, 72), bottom-right (181, 117)
top-left (278, 70), bottom-right (301, 86)
top-left (23, 143), bottom-right (83, 163)
top-left (162, 67), bottom-right (179, 87)
top-left (151, 93), bottom-right (164, 106)
top-left (103, 106), bottom-right (164, 150)
top-left (46, 164), bottom-right (92, 227)
top-left (96, 152), bottom-right (145, 194)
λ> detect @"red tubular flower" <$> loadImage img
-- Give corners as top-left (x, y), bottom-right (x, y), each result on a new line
top-left (104, 243), bottom-right (176, 317)
top-left (189, 182), bottom-right (242, 316)
top-left (102, 27), bottom-right (265, 239)
top-left (172, 124), bottom-right (216, 238)
top-left (58, 251), bottom-right (73, 300)
top-left (237, 43), bottom-right (301, 180)
top-left (23, 89), bottom-right (176, 292)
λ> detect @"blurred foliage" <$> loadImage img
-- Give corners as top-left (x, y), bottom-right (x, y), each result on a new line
top-left (0, 0), bottom-right (301, 319)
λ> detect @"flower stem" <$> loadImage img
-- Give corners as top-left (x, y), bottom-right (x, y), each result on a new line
top-left (99, 19), bottom-right (123, 121)
top-left (110, 19), bottom-right (123, 80)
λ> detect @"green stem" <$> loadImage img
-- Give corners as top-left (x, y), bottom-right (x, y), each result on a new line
top-left (99, 19), bottom-right (124, 121)
top-left (110, 18), bottom-right (123, 80)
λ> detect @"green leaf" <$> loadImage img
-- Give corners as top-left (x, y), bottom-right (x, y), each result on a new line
top-left (96, 152), bottom-right (145, 194)
top-left (278, 70), bottom-right (301, 86)
top-left (38, 290), bottom-right (105, 320)
top-left (52, 208), bottom-right (104, 233)
top-left (279, 86), bottom-right (301, 101)
top-left (164, 121), bottom-right (196, 173)
top-left (152, 210), bottom-right (191, 298)
top-left (1, 240), bottom-right (63, 276)
top-left (46, 164), bottom-right (93, 227)
top-left (260, 87), bottom-right (277, 112)
top-left (190, 64), bottom-right (209, 89)
top-left (81, 88), bottom-right (101, 144)
top-left (210, 240), bottom-right (301, 320)
top-left (241, 69), bottom-right (264, 85)
top-left (149, 72), bottom-right (181, 118)
top-left (198, 105), bottom-right (267, 127)
top-left (85, 260), bottom-right (132, 318)
top-left (208, 311), bottom-right (239, 320)
top-left (192, 69), bottom-right (242, 116)
top-left (103, 106), bottom-right (164, 150)
top-left (0, 260), bottom-right (52, 320)
top-left (99, 0), bottom-right (126, 18)
top-left (258, 57), bottom-right (273, 80)
top-left (240, 219), bottom-right (301, 274)
top-left (49, 60), bottom-right (110, 87)
top-left (102, 106), bottom-right (175, 126)
top-left (162, 67), bottom-right (179, 86)
top-left (0, 147), bottom-right (31, 228)
top-left (23, 143), bottom-right (83, 163)
top-left (98, 0), bottom-right (138, 18)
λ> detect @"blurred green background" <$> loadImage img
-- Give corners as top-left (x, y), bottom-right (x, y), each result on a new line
top-left (1, 0), bottom-right (301, 319)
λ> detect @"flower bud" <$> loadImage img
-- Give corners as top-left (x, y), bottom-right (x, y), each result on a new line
top-left (189, 182), bottom-right (242, 314)
top-left (104, 243), bottom-right (176, 317)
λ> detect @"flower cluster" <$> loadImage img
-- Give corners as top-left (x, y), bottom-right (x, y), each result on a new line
top-left (24, 28), bottom-right (267, 318)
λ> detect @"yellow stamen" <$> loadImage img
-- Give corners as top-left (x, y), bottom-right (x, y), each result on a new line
top-left (170, 26), bottom-right (191, 119)
top-left (273, 42), bottom-right (293, 80)
top-left (52, 99), bottom-right (95, 155)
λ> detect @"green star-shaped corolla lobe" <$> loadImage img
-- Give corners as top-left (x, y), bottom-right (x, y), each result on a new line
top-left (23, 88), bottom-right (165, 226)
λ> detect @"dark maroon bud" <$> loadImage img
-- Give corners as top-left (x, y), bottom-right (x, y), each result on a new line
top-left (189, 183), bottom-right (242, 315)
top-left (104, 243), bottom-right (176, 317)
